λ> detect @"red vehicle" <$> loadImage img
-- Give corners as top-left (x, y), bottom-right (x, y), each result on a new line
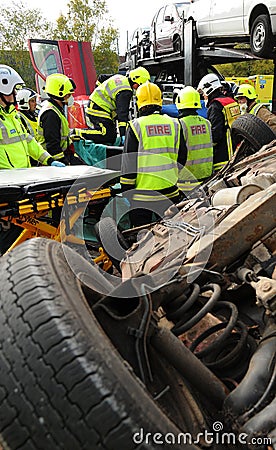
top-left (28, 38), bottom-right (97, 128)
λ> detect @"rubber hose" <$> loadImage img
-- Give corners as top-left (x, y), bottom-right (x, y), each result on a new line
top-left (223, 330), bottom-right (276, 420)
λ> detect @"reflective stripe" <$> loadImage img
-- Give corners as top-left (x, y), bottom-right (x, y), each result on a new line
top-left (226, 128), bottom-right (233, 159)
top-left (138, 162), bottom-right (178, 173)
top-left (90, 75), bottom-right (132, 115)
top-left (127, 114), bottom-right (181, 192)
top-left (179, 115), bottom-right (213, 182)
top-left (106, 82), bottom-right (130, 97)
top-left (18, 112), bottom-right (35, 137)
top-left (0, 106), bottom-right (50, 168)
top-left (94, 89), bottom-right (114, 110)
top-left (214, 161), bottom-right (227, 171)
top-left (178, 180), bottom-right (200, 191)
top-left (0, 122), bottom-right (25, 144)
top-left (86, 108), bottom-right (111, 120)
top-left (53, 151), bottom-right (65, 160)
top-left (26, 134), bottom-right (33, 143)
top-left (138, 147), bottom-right (179, 155)
top-left (132, 190), bottom-right (179, 201)
top-left (132, 118), bottom-right (179, 155)
top-left (38, 151), bottom-right (51, 163)
top-left (120, 177), bottom-right (136, 185)
top-left (185, 156), bottom-right (213, 165)
top-left (38, 100), bottom-right (69, 152)
top-left (250, 103), bottom-right (267, 115)
top-left (186, 142), bottom-right (213, 151)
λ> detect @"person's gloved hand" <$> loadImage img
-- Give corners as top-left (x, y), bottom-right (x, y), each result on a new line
top-left (120, 135), bottom-right (125, 146)
top-left (51, 161), bottom-right (66, 167)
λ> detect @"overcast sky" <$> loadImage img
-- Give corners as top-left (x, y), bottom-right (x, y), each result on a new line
top-left (10, 0), bottom-right (169, 55)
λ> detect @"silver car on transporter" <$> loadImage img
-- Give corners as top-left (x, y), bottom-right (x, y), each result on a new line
top-left (186, 0), bottom-right (276, 58)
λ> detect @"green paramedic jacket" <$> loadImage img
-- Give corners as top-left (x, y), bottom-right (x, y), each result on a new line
top-left (0, 104), bottom-right (52, 169)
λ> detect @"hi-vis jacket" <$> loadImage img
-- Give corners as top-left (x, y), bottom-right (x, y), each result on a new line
top-left (18, 110), bottom-right (38, 139)
top-left (248, 101), bottom-right (276, 134)
top-left (0, 104), bottom-right (52, 169)
top-left (37, 100), bottom-right (71, 160)
top-left (178, 114), bottom-right (213, 192)
top-left (208, 95), bottom-right (240, 172)
top-left (120, 112), bottom-right (186, 202)
top-left (86, 74), bottom-right (133, 135)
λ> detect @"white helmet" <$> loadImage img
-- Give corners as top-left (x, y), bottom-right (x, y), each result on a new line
top-left (16, 88), bottom-right (37, 110)
top-left (0, 64), bottom-right (24, 95)
top-left (197, 73), bottom-right (222, 97)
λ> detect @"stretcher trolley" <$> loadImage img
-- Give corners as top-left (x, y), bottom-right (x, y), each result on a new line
top-left (0, 166), bottom-right (120, 268)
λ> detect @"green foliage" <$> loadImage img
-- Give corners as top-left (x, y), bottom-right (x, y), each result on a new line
top-left (0, 0), bottom-right (120, 83)
top-left (92, 26), bottom-right (120, 73)
top-left (53, 0), bottom-right (120, 74)
top-left (0, 1), bottom-right (54, 87)
top-left (216, 60), bottom-right (274, 77)
top-left (0, 1), bottom-right (53, 51)
top-left (215, 44), bottom-right (274, 77)
top-left (0, 50), bottom-right (35, 89)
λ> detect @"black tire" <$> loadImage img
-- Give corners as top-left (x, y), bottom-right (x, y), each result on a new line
top-left (250, 14), bottom-right (274, 58)
top-left (94, 217), bottom-right (129, 271)
top-left (0, 238), bottom-right (200, 450)
top-left (231, 113), bottom-right (276, 154)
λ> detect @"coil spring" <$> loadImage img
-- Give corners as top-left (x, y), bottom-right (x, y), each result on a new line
top-left (161, 282), bottom-right (256, 382)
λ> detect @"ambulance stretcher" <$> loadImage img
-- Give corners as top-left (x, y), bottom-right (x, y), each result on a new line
top-left (0, 166), bottom-right (120, 268)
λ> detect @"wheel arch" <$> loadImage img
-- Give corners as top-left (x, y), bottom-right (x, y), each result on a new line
top-left (172, 33), bottom-right (182, 50)
top-left (249, 5), bottom-right (270, 32)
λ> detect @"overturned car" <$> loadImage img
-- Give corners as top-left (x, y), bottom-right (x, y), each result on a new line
top-left (0, 116), bottom-right (275, 450)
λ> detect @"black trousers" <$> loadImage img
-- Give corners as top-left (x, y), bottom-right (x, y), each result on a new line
top-left (0, 224), bottom-right (22, 256)
top-left (129, 195), bottom-right (180, 228)
top-left (81, 116), bottom-right (117, 144)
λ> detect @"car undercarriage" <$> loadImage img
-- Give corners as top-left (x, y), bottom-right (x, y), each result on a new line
top-left (0, 121), bottom-right (275, 449)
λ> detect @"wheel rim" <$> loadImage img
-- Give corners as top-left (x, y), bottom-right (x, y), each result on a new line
top-left (252, 22), bottom-right (266, 52)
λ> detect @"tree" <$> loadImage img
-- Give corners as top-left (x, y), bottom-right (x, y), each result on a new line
top-left (0, 1), bottom-right (54, 87)
top-left (53, 0), bottom-right (120, 74)
top-left (215, 44), bottom-right (274, 78)
top-left (93, 27), bottom-right (120, 73)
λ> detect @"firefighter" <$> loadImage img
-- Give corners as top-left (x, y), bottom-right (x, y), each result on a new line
top-left (37, 73), bottom-right (83, 165)
top-left (0, 65), bottom-right (62, 170)
top-left (0, 64), bottom-right (64, 255)
top-left (176, 86), bottom-right (214, 194)
top-left (120, 81), bottom-right (187, 227)
top-left (197, 73), bottom-right (240, 172)
top-left (73, 66), bottom-right (151, 145)
top-left (16, 87), bottom-right (39, 139)
top-left (235, 83), bottom-right (276, 133)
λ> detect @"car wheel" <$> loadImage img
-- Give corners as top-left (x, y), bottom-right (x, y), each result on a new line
top-left (231, 113), bottom-right (276, 155)
top-left (250, 14), bottom-right (274, 58)
top-left (173, 35), bottom-right (181, 53)
top-left (0, 238), bottom-right (202, 450)
top-left (94, 217), bottom-right (129, 271)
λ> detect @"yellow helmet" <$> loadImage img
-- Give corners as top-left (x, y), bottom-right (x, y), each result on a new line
top-left (136, 81), bottom-right (162, 109)
top-left (43, 73), bottom-right (75, 98)
top-left (235, 83), bottom-right (257, 100)
top-left (129, 66), bottom-right (150, 86)
top-left (176, 86), bottom-right (201, 109)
